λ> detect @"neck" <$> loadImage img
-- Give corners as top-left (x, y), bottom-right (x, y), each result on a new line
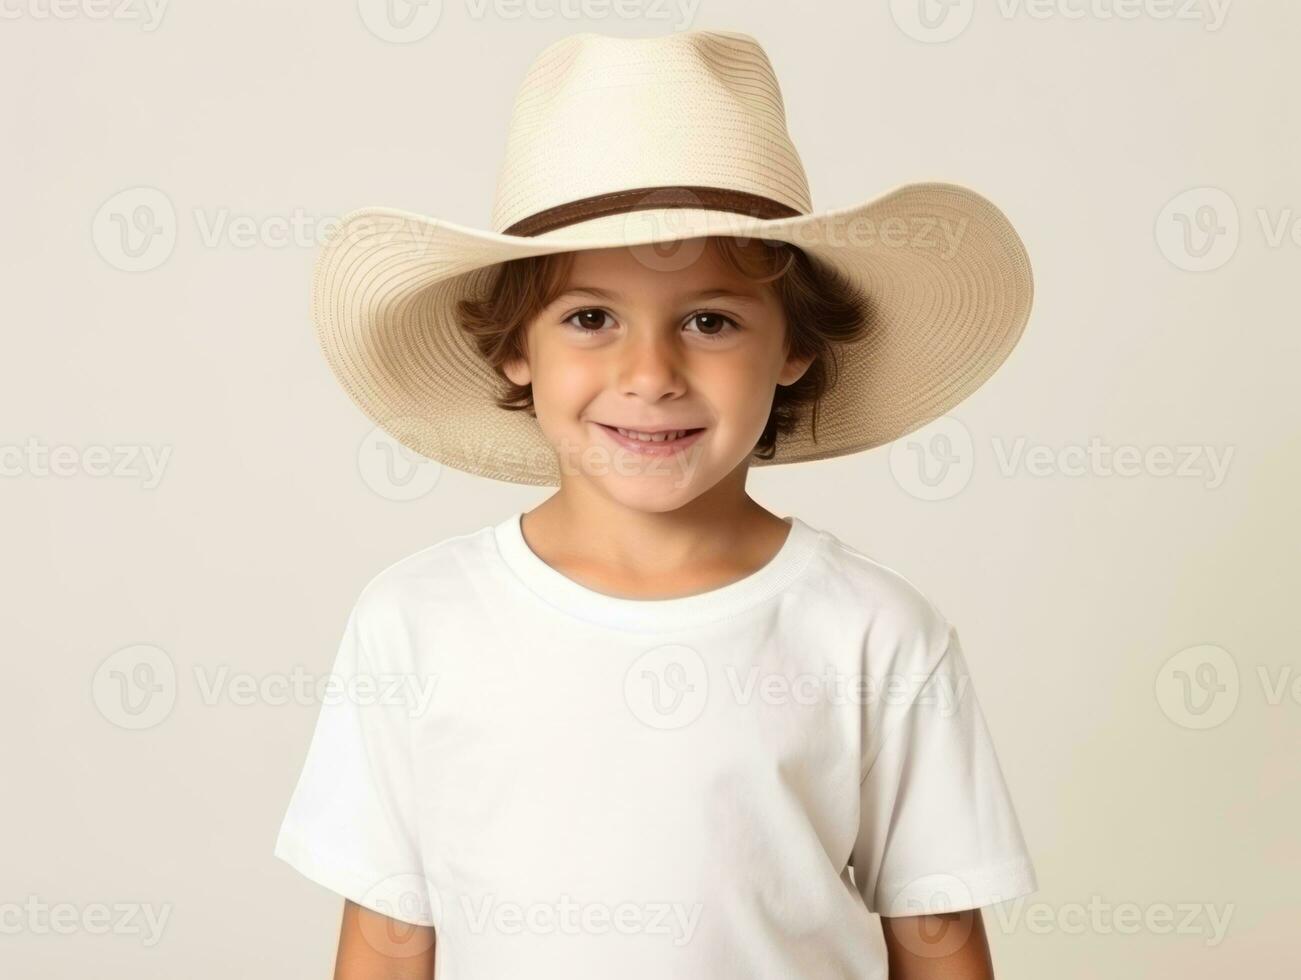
top-left (522, 463), bottom-right (787, 583)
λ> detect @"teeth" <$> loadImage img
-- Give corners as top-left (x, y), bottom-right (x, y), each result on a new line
top-left (615, 427), bottom-right (688, 442)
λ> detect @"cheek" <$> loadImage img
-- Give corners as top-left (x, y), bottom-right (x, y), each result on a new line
top-left (530, 344), bottom-right (603, 416)
top-left (698, 349), bottom-right (781, 427)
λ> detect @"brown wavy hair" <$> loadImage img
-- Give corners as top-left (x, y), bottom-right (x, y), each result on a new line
top-left (454, 237), bottom-right (871, 460)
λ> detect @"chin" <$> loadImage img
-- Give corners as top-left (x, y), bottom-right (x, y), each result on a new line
top-left (599, 475), bottom-right (707, 513)
top-left (595, 443), bottom-right (724, 510)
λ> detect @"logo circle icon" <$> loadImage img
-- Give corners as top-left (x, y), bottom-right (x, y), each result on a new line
top-left (623, 644), bottom-right (709, 730)
top-left (358, 418), bottom-right (443, 501)
top-left (1154, 643), bottom-right (1239, 730)
top-left (92, 187), bottom-right (177, 272)
top-left (888, 415), bottom-right (974, 501)
top-left (357, 0), bottom-right (443, 43)
top-left (92, 644), bottom-right (177, 730)
top-left (620, 190), bottom-right (712, 274)
top-left (880, 873), bottom-right (978, 958)
top-left (358, 873), bottom-right (441, 956)
top-left (1155, 187), bottom-right (1240, 272)
top-left (890, 0), bottom-right (976, 44)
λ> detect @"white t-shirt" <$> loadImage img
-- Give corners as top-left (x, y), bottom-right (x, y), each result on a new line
top-left (274, 512), bottom-right (1037, 978)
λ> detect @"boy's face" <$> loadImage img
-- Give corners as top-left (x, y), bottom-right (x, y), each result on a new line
top-left (503, 238), bottom-right (812, 511)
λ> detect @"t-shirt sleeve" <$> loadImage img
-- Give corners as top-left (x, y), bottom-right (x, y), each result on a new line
top-left (851, 625), bottom-right (1038, 917)
top-left (273, 593), bottom-right (434, 926)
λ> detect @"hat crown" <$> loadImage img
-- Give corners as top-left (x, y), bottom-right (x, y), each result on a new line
top-left (489, 31), bottom-right (813, 235)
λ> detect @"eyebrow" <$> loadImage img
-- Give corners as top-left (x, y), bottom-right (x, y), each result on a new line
top-left (555, 285), bottom-right (766, 304)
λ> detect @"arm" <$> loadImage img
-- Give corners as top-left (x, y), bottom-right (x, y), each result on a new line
top-left (333, 900), bottom-right (436, 980)
top-left (881, 909), bottom-right (995, 980)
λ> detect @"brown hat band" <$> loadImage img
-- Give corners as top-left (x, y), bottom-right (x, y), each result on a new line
top-left (502, 185), bottom-right (804, 237)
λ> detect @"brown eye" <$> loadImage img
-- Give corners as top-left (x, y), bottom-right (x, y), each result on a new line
top-left (566, 309), bottom-right (611, 332)
top-left (687, 312), bottom-right (739, 337)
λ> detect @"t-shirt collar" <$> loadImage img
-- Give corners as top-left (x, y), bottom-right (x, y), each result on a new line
top-left (492, 511), bottom-right (820, 631)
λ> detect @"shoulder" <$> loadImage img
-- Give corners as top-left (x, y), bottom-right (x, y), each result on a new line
top-left (796, 516), bottom-right (954, 657)
top-left (349, 520), bottom-right (500, 633)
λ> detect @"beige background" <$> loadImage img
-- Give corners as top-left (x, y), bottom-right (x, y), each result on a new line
top-left (2, 1), bottom-right (1297, 977)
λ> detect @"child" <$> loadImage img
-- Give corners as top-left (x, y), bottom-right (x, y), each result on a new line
top-left (275, 30), bottom-right (1038, 979)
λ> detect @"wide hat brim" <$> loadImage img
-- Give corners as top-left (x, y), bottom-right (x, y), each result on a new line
top-left (311, 181), bottom-right (1032, 486)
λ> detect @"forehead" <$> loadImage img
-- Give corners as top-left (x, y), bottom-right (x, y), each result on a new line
top-left (558, 238), bottom-right (769, 298)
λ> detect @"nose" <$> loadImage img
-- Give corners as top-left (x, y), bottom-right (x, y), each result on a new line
top-left (615, 325), bottom-right (686, 402)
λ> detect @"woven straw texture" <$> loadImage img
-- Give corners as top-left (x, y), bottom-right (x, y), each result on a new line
top-left (311, 32), bottom-right (1033, 486)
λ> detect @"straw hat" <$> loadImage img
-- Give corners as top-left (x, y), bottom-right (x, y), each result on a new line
top-left (312, 30), bottom-right (1033, 486)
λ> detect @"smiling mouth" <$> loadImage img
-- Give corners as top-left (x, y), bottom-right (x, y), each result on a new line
top-left (594, 423), bottom-right (706, 444)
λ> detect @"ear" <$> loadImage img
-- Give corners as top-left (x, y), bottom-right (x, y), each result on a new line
top-left (502, 355), bottom-right (532, 387)
top-left (777, 352), bottom-right (814, 387)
